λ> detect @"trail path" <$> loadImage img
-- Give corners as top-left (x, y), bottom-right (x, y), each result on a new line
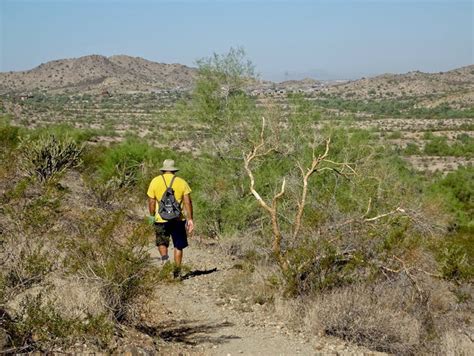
top-left (145, 240), bottom-right (379, 356)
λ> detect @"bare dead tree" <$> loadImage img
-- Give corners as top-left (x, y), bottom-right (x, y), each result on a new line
top-left (243, 117), bottom-right (355, 270)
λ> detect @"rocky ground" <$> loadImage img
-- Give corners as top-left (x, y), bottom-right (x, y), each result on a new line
top-left (135, 239), bottom-right (384, 356)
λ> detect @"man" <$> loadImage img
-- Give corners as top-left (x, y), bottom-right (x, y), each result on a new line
top-left (147, 159), bottom-right (194, 269)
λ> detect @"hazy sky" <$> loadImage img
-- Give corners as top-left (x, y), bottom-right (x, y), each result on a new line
top-left (0, 0), bottom-right (472, 81)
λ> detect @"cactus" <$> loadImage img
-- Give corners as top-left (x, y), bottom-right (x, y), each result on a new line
top-left (20, 134), bottom-right (84, 182)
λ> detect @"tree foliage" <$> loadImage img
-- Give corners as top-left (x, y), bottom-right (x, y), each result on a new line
top-left (192, 47), bottom-right (257, 124)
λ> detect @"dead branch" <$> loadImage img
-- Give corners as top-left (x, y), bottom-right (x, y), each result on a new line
top-left (334, 206), bottom-right (407, 229)
top-left (293, 139), bottom-right (357, 241)
top-left (393, 255), bottom-right (424, 298)
top-left (378, 255), bottom-right (426, 300)
top-left (243, 116), bottom-right (287, 268)
top-left (364, 207), bottom-right (406, 222)
top-left (292, 138), bottom-right (330, 241)
top-left (364, 197), bottom-right (372, 218)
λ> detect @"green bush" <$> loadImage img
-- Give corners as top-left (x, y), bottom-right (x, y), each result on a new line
top-left (429, 166), bottom-right (473, 229)
top-left (96, 138), bottom-right (160, 189)
top-left (403, 142), bottom-right (421, 155)
top-left (0, 122), bottom-right (22, 151)
top-left (30, 124), bottom-right (99, 144)
top-left (438, 243), bottom-right (473, 280)
top-left (423, 135), bottom-right (473, 157)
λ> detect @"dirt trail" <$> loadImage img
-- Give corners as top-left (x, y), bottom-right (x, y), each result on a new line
top-left (146, 240), bottom-right (380, 356)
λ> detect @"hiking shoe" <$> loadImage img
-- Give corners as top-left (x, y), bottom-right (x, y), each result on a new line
top-left (160, 255), bottom-right (170, 266)
top-left (172, 266), bottom-right (182, 279)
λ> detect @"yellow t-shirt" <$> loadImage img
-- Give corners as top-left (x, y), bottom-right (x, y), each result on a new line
top-left (147, 173), bottom-right (192, 223)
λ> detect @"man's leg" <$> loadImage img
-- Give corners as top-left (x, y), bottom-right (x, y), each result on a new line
top-left (158, 245), bottom-right (169, 261)
top-left (174, 248), bottom-right (183, 266)
top-left (155, 223), bottom-right (170, 263)
top-left (170, 220), bottom-right (188, 269)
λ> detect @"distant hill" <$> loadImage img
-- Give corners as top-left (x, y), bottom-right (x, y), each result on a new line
top-left (1, 55), bottom-right (473, 104)
top-left (321, 65), bottom-right (474, 106)
top-left (0, 54), bottom-right (197, 94)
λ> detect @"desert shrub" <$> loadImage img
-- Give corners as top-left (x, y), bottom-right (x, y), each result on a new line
top-left (288, 93), bottom-right (321, 124)
top-left (438, 244), bottom-right (472, 280)
top-left (429, 166), bottom-right (473, 229)
top-left (387, 130), bottom-right (402, 139)
top-left (410, 104), bottom-right (474, 119)
top-left (19, 134), bottom-right (84, 182)
top-left (1, 183), bottom-right (67, 304)
top-left (6, 293), bottom-right (113, 351)
top-left (313, 97), bottom-right (415, 117)
top-left (84, 140), bottom-right (155, 206)
top-left (403, 142), bottom-right (421, 155)
top-left (96, 138), bottom-right (157, 189)
top-left (423, 135), bottom-right (474, 157)
top-left (305, 283), bottom-right (423, 354)
top-left (0, 117), bottom-right (24, 177)
top-left (2, 245), bottom-right (52, 294)
top-left (30, 123), bottom-right (99, 144)
top-left (65, 211), bottom-right (159, 322)
top-left (24, 186), bottom-right (63, 232)
top-left (283, 241), bottom-right (352, 296)
top-left (0, 117), bottom-right (22, 151)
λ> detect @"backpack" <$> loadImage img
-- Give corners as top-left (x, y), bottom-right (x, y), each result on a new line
top-left (158, 175), bottom-right (181, 220)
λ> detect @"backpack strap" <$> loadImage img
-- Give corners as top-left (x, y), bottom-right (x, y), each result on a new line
top-left (161, 175), bottom-right (168, 188)
top-left (161, 174), bottom-right (177, 189)
top-left (169, 175), bottom-right (177, 189)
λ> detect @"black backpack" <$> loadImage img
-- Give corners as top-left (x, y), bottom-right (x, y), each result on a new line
top-left (158, 175), bottom-right (181, 220)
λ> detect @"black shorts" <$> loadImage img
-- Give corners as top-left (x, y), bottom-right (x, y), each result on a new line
top-left (154, 220), bottom-right (188, 250)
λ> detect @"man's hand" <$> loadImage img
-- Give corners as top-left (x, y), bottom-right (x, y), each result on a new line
top-left (186, 219), bottom-right (194, 235)
top-left (147, 215), bottom-right (156, 225)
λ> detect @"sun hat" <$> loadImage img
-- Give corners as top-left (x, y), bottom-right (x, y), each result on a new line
top-left (160, 159), bottom-right (179, 172)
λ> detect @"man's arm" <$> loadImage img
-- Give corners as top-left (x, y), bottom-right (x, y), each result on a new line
top-left (148, 197), bottom-right (156, 216)
top-left (183, 193), bottom-right (194, 234)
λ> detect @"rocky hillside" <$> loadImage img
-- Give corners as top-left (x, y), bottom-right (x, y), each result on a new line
top-left (321, 65), bottom-right (474, 106)
top-left (0, 55), bottom-right (197, 94)
top-left (1, 54), bottom-right (473, 103)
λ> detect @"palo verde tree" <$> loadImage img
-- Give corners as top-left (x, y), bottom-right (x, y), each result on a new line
top-left (191, 47), bottom-right (257, 127)
top-left (243, 111), bottom-right (441, 300)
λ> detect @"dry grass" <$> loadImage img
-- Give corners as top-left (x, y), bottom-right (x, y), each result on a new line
top-left (303, 283), bottom-right (421, 354)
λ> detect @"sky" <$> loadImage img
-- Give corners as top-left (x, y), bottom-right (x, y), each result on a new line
top-left (0, 0), bottom-right (472, 81)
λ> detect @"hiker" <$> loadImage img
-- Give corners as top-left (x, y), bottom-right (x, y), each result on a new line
top-left (147, 159), bottom-right (194, 269)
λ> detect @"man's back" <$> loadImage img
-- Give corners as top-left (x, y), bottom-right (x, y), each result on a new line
top-left (147, 173), bottom-right (191, 222)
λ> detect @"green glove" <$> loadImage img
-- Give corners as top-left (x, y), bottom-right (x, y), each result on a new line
top-left (147, 215), bottom-right (156, 225)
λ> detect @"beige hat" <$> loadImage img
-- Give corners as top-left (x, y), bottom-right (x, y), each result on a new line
top-left (160, 159), bottom-right (179, 172)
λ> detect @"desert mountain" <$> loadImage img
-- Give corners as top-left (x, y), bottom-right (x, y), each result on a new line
top-left (0, 54), bottom-right (197, 94)
top-left (1, 54), bottom-right (472, 101)
top-left (323, 65), bottom-right (474, 104)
